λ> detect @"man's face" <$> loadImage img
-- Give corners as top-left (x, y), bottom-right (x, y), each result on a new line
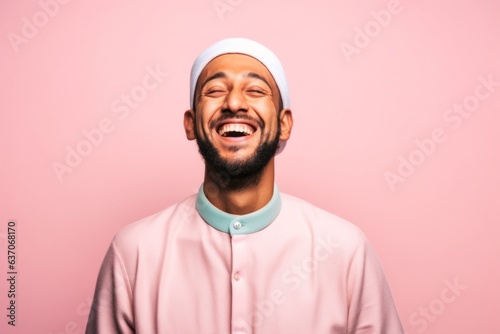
top-left (185, 54), bottom-right (290, 189)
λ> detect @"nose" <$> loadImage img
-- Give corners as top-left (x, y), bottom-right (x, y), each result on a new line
top-left (222, 88), bottom-right (248, 113)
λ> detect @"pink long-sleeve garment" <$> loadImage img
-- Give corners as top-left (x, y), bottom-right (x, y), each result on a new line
top-left (86, 185), bottom-right (404, 334)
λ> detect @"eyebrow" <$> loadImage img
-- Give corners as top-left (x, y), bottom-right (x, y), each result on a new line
top-left (201, 72), bottom-right (227, 89)
top-left (245, 72), bottom-right (272, 89)
top-left (200, 71), bottom-right (272, 91)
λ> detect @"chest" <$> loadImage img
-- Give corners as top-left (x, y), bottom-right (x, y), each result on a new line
top-left (133, 231), bottom-right (350, 333)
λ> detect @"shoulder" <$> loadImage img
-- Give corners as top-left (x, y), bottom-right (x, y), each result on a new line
top-left (280, 192), bottom-right (361, 232)
top-left (112, 194), bottom-right (197, 253)
top-left (279, 192), bottom-right (365, 248)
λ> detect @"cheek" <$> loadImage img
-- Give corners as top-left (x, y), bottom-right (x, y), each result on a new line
top-left (194, 111), bottom-right (216, 137)
top-left (196, 116), bottom-right (209, 135)
top-left (253, 103), bottom-right (279, 127)
top-left (198, 97), bottom-right (223, 111)
top-left (197, 100), bottom-right (221, 120)
top-left (250, 96), bottom-right (275, 108)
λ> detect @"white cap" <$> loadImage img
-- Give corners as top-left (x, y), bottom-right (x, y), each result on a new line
top-left (189, 38), bottom-right (290, 154)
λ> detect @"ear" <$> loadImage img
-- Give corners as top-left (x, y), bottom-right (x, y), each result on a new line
top-left (183, 109), bottom-right (196, 141)
top-left (278, 109), bottom-right (293, 141)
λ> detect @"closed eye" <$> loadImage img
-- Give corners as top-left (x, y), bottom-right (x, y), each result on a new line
top-left (246, 87), bottom-right (268, 96)
top-left (204, 87), bottom-right (227, 96)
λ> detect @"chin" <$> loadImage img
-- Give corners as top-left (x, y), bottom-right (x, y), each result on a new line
top-left (196, 132), bottom-right (279, 184)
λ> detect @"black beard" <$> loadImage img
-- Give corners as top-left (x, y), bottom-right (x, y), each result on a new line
top-left (195, 122), bottom-right (280, 191)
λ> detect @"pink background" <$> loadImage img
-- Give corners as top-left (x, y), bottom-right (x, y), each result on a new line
top-left (1, 0), bottom-right (499, 333)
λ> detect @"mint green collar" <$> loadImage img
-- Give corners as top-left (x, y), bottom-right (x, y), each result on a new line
top-left (195, 184), bottom-right (281, 235)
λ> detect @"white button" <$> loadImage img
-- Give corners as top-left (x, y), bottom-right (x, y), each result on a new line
top-left (233, 221), bottom-right (242, 230)
top-left (234, 273), bottom-right (240, 281)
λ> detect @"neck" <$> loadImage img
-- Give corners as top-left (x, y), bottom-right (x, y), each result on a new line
top-left (203, 160), bottom-right (275, 215)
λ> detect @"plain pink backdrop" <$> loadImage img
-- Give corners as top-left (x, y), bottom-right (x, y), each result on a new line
top-left (1, 0), bottom-right (499, 333)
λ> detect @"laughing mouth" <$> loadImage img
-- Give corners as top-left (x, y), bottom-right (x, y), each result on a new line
top-left (217, 123), bottom-right (255, 137)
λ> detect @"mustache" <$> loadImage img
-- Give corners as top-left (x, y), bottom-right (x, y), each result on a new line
top-left (209, 114), bottom-right (264, 130)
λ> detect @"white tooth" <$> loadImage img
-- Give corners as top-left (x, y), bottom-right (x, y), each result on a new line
top-left (219, 123), bottom-right (255, 136)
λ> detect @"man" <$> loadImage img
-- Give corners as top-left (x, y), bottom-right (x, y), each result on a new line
top-left (86, 38), bottom-right (404, 333)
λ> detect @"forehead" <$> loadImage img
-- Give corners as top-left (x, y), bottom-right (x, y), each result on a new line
top-left (197, 54), bottom-right (277, 89)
